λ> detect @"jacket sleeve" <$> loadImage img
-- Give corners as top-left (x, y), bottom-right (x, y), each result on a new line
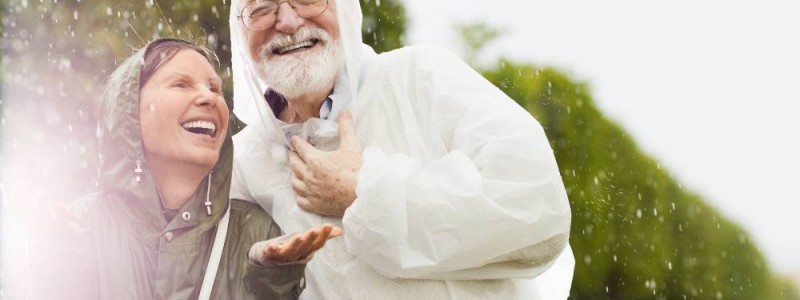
top-left (342, 46), bottom-right (572, 280)
top-left (23, 199), bottom-right (100, 299)
top-left (243, 262), bottom-right (306, 300)
top-left (224, 199), bottom-right (306, 300)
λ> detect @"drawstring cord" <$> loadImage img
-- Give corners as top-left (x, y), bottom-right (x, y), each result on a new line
top-left (205, 171), bottom-right (213, 216)
top-left (134, 160), bottom-right (143, 183)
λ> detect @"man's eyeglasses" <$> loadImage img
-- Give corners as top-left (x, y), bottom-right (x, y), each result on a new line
top-left (238, 0), bottom-right (329, 31)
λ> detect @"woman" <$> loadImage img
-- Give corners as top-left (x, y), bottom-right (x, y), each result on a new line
top-left (45, 38), bottom-right (338, 299)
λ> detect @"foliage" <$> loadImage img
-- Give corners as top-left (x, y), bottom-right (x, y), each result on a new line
top-left (482, 61), bottom-right (799, 299)
top-left (455, 22), bottom-right (502, 66)
top-left (360, 0), bottom-right (406, 53)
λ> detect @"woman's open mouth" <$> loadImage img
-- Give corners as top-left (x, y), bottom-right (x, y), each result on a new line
top-left (181, 120), bottom-right (216, 137)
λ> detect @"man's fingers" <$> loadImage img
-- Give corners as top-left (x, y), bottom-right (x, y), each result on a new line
top-left (290, 174), bottom-right (310, 197)
top-left (296, 196), bottom-right (316, 214)
top-left (291, 136), bottom-right (318, 160)
top-left (288, 151), bottom-right (309, 181)
top-left (337, 111), bottom-right (359, 150)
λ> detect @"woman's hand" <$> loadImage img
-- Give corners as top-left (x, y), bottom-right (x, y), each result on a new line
top-left (252, 224), bottom-right (343, 265)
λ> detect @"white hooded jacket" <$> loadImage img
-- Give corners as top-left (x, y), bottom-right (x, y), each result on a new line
top-left (229, 0), bottom-right (575, 299)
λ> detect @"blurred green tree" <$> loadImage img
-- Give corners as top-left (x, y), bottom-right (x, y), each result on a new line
top-left (482, 59), bottom-right (799, 300)
top-left (454, 22), bottom-right (502, 66)
top-left (360, 0), bottom-right (406, 53)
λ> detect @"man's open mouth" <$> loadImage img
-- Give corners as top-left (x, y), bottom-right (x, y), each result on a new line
top-left (181, 120), bottom-right (216, 137)
top-left (272, 39), bottom-right (319, 55)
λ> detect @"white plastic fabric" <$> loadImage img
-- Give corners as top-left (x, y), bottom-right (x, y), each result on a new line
top-left (228, 0), bottom-right (575, 299)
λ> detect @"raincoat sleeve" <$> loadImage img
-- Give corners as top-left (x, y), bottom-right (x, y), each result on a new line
top-left (342, 46), bottom-right (572, 280)
top-left (221, 200), bottom-right (306, 300)
top-left (25, 198), bottom-right (100, 299)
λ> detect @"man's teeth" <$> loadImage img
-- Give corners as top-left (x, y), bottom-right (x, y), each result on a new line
top-left (181, 120), bottom-right (216, 136)
top-left (275, 40), bottom-right (315, 55)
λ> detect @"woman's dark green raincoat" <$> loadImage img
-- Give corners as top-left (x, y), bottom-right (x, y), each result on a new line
top-left (42, 40), bottom-right (305, 300)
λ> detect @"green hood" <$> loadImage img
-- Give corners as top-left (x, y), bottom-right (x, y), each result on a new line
top-left (18, 38), bottom-right (306, 300)
top-left (96, 38), bottom-right (232, 232)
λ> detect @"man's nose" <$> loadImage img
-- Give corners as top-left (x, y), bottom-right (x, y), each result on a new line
top-left (274, 2), bottom-right (304, 34)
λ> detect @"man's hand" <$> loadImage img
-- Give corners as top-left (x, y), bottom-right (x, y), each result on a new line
top-left (260, 224), bottom-right (343, 264)
top-left (289, 111), bottom-right (362, 217)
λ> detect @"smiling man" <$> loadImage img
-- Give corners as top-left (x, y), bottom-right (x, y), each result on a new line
top-left (228, 0), bottom-right (575, 299)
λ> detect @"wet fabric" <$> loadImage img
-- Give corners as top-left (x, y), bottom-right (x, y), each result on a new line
top-left (228, 0), bottom-right (575, 299)
top-left (28, 39), bottom-right (305, 300)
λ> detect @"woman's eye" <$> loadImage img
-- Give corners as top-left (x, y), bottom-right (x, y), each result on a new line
top-left (172, 82), bottom-right (189, 89)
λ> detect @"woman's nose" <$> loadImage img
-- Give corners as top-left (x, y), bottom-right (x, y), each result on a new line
top-left (195, 87), bottom-right (220, 107)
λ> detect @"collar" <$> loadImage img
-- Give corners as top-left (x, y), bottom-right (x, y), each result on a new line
top-left (265, 89), bottom-right (334, 120)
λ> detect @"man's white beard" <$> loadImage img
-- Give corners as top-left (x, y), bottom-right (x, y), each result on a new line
top-left (257, 27), bottom-right (344, 100)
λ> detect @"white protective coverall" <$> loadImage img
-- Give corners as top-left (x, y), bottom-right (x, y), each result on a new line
top-left (228, 0), bottom-right (575, 299)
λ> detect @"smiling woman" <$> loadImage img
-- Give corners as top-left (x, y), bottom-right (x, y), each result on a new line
top-left (11, 38), bottom-right (341, 300)
top-left (138, 42), bottom-right (230, 210)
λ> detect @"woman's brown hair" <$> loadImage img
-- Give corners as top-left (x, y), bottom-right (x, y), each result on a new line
top-left (139, 38), bottom-right (220, 88)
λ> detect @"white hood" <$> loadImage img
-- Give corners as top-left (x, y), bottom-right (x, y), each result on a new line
top-left (229, 0), bottom-right (376, 146)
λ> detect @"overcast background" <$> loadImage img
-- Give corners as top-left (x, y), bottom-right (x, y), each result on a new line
top-left (401, 0), bottom-right (800, 274)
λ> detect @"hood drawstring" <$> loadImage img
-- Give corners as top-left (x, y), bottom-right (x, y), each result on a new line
top-left (205, 171), bottom-right (213, 216)
top-left (134, 160), bottom-right (143, 183)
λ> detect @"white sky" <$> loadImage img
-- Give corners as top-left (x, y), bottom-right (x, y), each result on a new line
top-left (402, 0), bottom-right (800, 273)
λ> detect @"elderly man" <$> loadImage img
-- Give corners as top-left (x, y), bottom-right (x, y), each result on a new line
top-left (228, 0), bottom-right (574, 299)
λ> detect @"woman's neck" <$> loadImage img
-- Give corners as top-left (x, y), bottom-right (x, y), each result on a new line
top-left (146, 156), bottom-right (209, 210)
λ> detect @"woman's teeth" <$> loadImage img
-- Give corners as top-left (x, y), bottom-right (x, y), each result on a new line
top-left (181, 120), bottom-right (216, 136)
